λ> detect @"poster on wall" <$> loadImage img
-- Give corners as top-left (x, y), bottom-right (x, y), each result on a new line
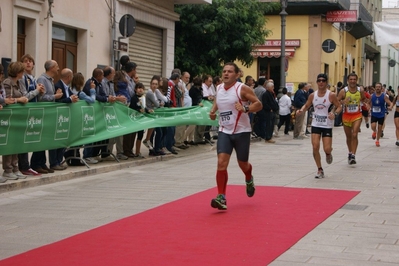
top-left (286, 82), bottom-right (294, 93)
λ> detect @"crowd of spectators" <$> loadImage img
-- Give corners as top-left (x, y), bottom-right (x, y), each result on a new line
top-left (0, 54), bottom-right (219, 183)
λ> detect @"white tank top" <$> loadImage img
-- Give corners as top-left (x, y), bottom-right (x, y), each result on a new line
top-left (311, 89), bottom-right (334, 129)
top-left (216, 82), bottom-right (251, 134)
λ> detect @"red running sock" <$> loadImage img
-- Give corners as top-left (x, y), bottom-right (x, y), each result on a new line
top-left (216, 170), bottom-right (228, 195)
top-left (244, 163), bottom-right (252, 182)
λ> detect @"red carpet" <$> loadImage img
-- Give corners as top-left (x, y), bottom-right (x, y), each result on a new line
top-left (1, 186), bottom-right (359, 266)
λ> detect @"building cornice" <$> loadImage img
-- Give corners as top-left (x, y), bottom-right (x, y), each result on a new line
top-left (118, 0), bottom-right (180, 21)
top-left (13, 0), bottom-right (45, 13)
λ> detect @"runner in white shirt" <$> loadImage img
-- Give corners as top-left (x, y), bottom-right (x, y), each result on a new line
top-left (296, 74), bottom-right (342, 179)
top-left (208, 62), bottom-right (262, 210)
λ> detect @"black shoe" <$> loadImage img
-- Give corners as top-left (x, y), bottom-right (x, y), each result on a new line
top-left (246, 177), bottom-right (255, 197)
top-left (381, 131), bottom-right (384, 138)
top-left (67, 159), bottom-right (85, 166)
top-left (211, 194), bottom-right (227, 210)
top-left (188, 141), bottom-right (197, 146)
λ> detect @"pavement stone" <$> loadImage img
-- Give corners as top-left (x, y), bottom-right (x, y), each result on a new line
top-left (0, 118), bottom-right (399, 264)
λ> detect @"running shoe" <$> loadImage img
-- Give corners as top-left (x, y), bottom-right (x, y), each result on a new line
top-left (381, 131), bottom-right (384, 138)
top-left (376, 140), bottom-right (380, 147)
top-left (372, 132), bottom-right (376, 140)
top-left (326, 153), bottom-right (333, 164)
top-left (315, 169), bottom-right (325, 179)
top-left (211, 194), bottom-right (227, 210)
top-left (246, 177), bottom-right (255, 197)
top-left (366, 123), bottom-right (369, 128)
top-left (396, 141), bottom-right (399, 146)
top-left (349, 154), bottom-right (357, 165)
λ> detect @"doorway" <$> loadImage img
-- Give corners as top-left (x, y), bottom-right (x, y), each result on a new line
top-left (258, 57), bottom-right (281, 94)
top-left (52, 24), bottom-right (78, 82)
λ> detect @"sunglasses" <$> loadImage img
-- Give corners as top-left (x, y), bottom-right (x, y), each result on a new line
top-left (317, 79), bottom-right (326, 82)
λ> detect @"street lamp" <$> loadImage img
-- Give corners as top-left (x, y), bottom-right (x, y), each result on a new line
top-left (279, 0), bottom-right (288, 96)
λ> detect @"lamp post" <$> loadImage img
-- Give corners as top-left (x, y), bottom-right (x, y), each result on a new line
top-left (279, 0), bottom-right (288, 97)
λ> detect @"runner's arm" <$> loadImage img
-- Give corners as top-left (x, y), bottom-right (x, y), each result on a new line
top-left (330, 93), bottom-right (342, 115)
top-left (296, 93), bottom-right (314, 115)
top-left (240, 85), bottom-right (262, 113)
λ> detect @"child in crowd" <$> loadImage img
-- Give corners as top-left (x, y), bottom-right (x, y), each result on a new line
top-left (129, 83), bottom-right (153, 158)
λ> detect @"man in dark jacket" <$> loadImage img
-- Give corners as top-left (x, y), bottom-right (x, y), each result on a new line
top-left (293, 82), bottom-right (309, 139)
top-left (261, 82), bottom-right (279, 143)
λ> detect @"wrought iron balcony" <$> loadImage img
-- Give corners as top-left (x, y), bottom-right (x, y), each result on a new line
top-left (346, 2), bottom-right (373, 39)
top-left (264, 0), bottom-right (351, 15)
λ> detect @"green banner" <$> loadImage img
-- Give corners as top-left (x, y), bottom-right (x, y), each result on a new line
top-left (0, 101), bottom-right (218, 155)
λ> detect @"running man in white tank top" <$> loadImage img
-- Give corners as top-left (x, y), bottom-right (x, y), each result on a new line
top-left (208, 62), bottom-right (262, 210)
top-left (296, 73), bottom-right (342, 179)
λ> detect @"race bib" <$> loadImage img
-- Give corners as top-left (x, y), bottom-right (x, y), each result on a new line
top-left (219, 111), bottom-right (233, 126)
top-left (313, 114), bottom-right (328, 126)
top-left (347, 104), bottom-right (359, 113)
top-left (372, 106), bottom-right (381, 113)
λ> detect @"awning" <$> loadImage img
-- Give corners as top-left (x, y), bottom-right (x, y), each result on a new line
top-left (251, 47), bottom-right (296, 58)
top-left (373, 20), bottom-right (399, 46)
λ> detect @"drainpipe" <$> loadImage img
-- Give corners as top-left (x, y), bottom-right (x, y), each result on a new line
top-left (110, 0), bottom-right (117, 67)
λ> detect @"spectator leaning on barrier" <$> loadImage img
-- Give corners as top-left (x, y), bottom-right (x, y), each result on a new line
top-left (31, 60), bottom-right (63, 174)
top-left (51, 68), bottom-right (79, 171)
top-left (2, 62), bottom-right (31, 181)
top-left (18, 54), bottom-right (45, 176)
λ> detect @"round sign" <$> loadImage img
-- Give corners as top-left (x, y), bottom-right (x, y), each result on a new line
top-left (389, 59), bottom-right (396, 67)
top-left (119, 14), bottom-right (136, 38)
top-left (322, 39), bottom-right (336, 53)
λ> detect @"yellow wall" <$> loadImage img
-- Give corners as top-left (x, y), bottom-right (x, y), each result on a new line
top-left (241, 14), bottom-right (360, 89)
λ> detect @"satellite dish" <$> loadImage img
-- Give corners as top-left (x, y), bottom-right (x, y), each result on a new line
top-left (119, 14), bottom-right (136, 38)
top-left (388, 59), bottom-right (396, 67)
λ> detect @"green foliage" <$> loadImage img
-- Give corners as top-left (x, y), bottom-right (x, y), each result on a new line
top-left (175, 0), bottom-right (278, 77)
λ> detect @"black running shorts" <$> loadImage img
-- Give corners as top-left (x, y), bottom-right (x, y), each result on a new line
top-left (217, 131), bottom-right (251, 162)
top-left (311, 126), bottom-right (332, 138)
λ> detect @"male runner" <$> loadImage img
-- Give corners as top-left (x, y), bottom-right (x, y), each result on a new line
top-left (370, 82), bottom-right (393, 147)
top-left (337, 73), bottom-right (368, 165)
top-left (297, 74), bottom-right (342, 178)
top-left (209, 62), bottom-right (262, 210)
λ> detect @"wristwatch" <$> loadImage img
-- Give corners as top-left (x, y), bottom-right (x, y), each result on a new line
top-left (334, 112), bottom-right (338, 116)
top-left (243, 106), bottom-right (249, 113)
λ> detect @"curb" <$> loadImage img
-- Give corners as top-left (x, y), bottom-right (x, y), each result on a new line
top-left (0, 154), bottom-right (173, 194)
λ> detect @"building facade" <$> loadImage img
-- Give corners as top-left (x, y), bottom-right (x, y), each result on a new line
top-left (242, 0), bottom-right (380, 92)
top-left (0, 0), bottom-right (211, 86)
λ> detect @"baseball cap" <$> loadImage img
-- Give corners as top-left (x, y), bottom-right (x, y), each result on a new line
top-left (317, 73), bottom-right (328, 80)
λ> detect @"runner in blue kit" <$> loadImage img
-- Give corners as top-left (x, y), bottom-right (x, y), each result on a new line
top-left (208, 62), bottom-right (262, 210)
top-left (370, 82), bottom-right (393, 147)
top-left (296, 74), bottom-right (342, 178)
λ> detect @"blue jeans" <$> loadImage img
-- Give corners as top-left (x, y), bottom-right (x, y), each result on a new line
top-left (49, 148), bottom-right (65, 167)
top-left (154, 127), bottom-right (166, 152)
top-left (165, 126), bottom-right (176, 151)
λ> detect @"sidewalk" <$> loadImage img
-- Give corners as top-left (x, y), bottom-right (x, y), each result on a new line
top-left (0, 143), bottom-right (215, 193)
top-left (0, 118), bottom-right (399, 265)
